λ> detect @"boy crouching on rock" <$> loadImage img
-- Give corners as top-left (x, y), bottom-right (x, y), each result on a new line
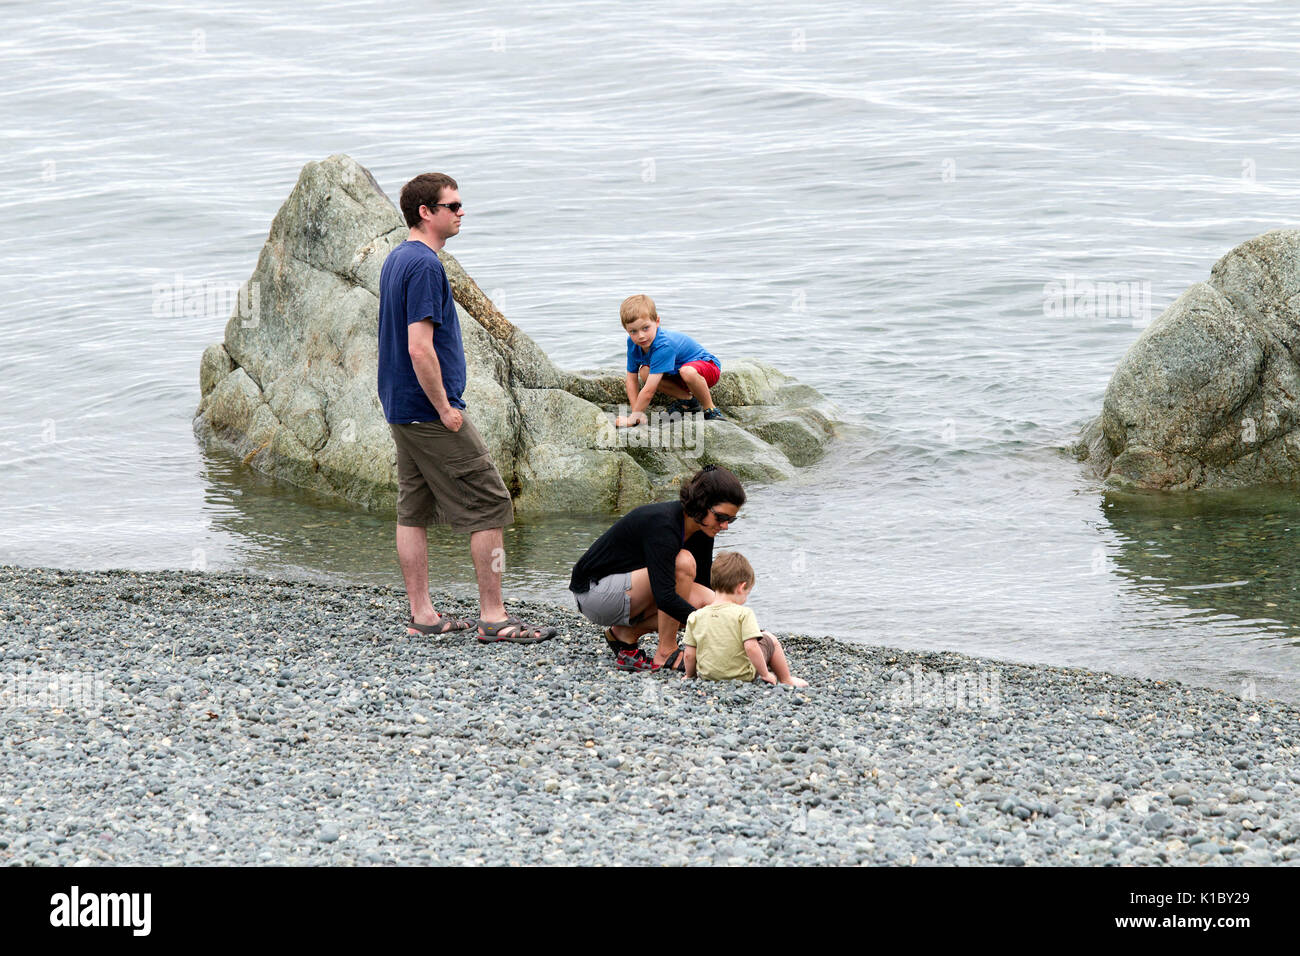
top-left (616, 293), bottom-right (725, 425)
top-left (682, 551), bottom-right (807, 686)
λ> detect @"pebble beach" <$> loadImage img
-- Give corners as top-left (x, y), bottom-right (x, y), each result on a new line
top-left (1, 566), bottom-right (1298, 866)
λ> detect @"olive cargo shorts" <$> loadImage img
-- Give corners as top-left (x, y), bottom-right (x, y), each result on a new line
top-left (389, 418), bottom-right (514, 534)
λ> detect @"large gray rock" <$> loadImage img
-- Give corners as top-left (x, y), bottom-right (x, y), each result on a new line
top-left (194, 154), bottom-right (840, 514)
top-left (1076, 229), bottom-right (1300, 489)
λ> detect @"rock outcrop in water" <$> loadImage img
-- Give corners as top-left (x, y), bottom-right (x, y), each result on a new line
top-left (193, 154), bottom-right (838, 514)
top-left (1075, 229), bottom-right (1300, 490)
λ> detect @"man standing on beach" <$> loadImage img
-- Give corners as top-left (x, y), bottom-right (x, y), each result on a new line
top-left (378, 173), bottom-right (556, 643)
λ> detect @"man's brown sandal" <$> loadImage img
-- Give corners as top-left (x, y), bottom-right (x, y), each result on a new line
top-left (476, 616), bottom-right (557, 644)
top-left (407, 615), bottom-right (474, 636)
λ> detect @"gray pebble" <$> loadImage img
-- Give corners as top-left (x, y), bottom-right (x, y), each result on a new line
top-left (4, 566), bottom-right (1299, 867)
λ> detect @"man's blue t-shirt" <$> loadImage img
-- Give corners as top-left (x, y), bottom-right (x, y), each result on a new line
top-left (377, 240), bottom-right (467, 424)
top-left (625, 327), bottom-right (719, 375)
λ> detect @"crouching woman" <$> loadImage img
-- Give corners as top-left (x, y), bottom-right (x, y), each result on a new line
top-left (568, 465), bottom-right (744, 671)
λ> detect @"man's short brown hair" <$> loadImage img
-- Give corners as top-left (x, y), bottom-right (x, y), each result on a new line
top-left (710, 551), bottom-right (755, 594)
top-left (620, 294), bottom-right (658, 328)
top-left (400, 173), bottom-right (458, 228)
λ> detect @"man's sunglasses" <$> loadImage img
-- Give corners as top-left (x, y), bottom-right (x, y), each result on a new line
top-left (425, 202), bottom-right (463, 213)
top-left (710, 509), bottom-right (739, 525)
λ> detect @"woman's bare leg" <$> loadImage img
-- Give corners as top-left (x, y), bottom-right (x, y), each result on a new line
top-left (609, 568), bottom-right (658, 645)
top-left (615, 557), bottom-right (714, 664)
top-left (654, 550), bottom-right (715, 665)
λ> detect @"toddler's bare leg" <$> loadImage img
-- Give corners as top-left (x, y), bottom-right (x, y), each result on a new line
top-left (769, 637), bottom-right (808, 687)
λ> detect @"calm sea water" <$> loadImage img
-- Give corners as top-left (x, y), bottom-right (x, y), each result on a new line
top-left (3, 0), bottom-right (1300, 700)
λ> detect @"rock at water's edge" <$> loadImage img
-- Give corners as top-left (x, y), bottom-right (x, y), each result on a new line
top-left (1075, 229), bottom-right (1300, 490)
top-left (194, 154), bottom-right (840, 514)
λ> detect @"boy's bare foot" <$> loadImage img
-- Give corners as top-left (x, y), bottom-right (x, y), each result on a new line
top-left (784, 676), bottom-right (809, 688)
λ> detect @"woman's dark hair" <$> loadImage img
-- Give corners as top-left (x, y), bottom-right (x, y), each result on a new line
top-left (680, 464), bottom-right (745, 521)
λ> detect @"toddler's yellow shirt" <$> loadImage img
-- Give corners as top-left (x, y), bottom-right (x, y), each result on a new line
top-left (683, 602), bottom-right (762, 682)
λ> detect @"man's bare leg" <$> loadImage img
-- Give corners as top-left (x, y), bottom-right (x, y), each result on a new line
top-left (397, 524), bottom-right (439, 626)
top-left (469, 527), bottom-right (507, 623)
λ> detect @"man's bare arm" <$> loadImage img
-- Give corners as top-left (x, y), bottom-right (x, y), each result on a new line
top-left (408, 319), bottom-right (462, 430)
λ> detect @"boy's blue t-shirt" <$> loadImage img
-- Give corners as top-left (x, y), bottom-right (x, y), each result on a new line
top-left (625, 327), bottom-right (720, 375)
top-left (377, 240), bottom-right (467, 424)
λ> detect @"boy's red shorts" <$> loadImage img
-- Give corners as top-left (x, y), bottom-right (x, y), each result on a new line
top-left (676, 360), bottom-right (720, 388)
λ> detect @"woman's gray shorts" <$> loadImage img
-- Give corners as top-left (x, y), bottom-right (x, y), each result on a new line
top-left (571, 573), bottom-right (632, 627)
